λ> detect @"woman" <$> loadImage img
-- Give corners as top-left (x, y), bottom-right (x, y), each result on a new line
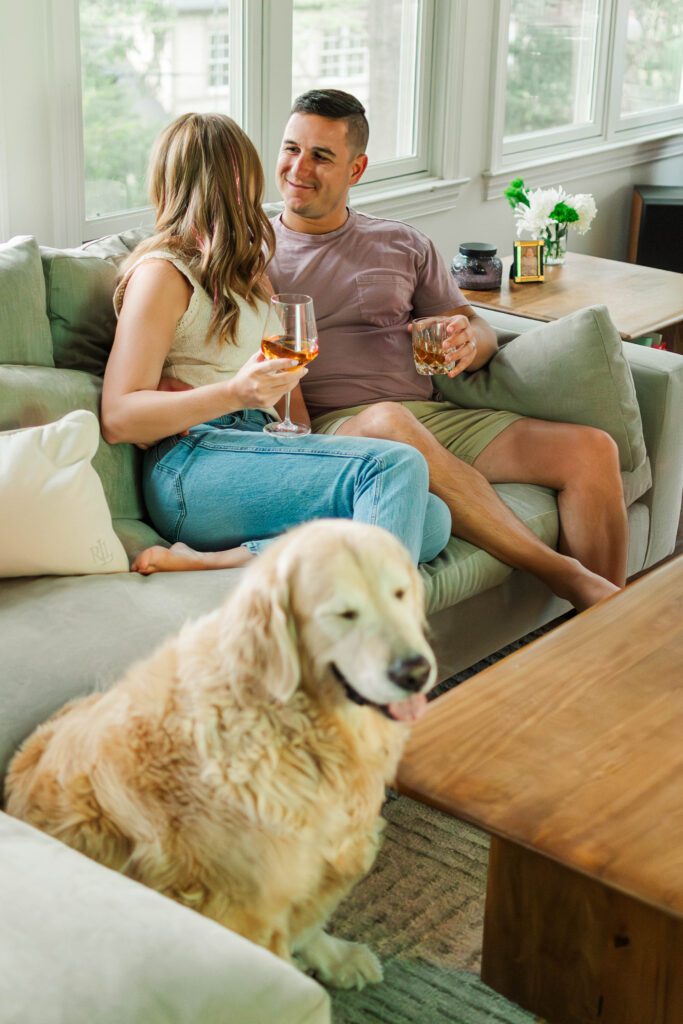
top-left (102, 113), bottom-right (450, 571)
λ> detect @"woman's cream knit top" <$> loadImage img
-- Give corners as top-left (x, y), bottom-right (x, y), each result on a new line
top-left (113, 250), bottom-right (281, 413)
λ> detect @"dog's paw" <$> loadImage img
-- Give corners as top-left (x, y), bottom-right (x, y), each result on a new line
top-left (297, 931), bottom-right (383, 990)
top-left (325, 940), bottom-right (383, 990)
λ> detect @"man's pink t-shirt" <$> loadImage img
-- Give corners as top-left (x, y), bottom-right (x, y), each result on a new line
top-left (268, 209), bottom-right (465, 419)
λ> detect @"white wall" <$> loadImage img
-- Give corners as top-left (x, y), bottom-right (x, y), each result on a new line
top-left (1, 0), bottom-right (682, 258)
top-left (0, 1), bottom-right (54, 242)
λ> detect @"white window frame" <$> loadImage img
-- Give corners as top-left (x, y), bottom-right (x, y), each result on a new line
top-left (243, 0), bottom-right (469, 217)
top-left (491, 0), bottom-right (613, 160)
top-left (485, 0), bottom-right (683, 198)
top-left (54, 0), bottom-right (245, 243)
top-left (266, 0), bottom-right (438, 195)
top-left (15, 0), bottom-right (467, 246)
top-left (608, 0), bottom-right (683, 136)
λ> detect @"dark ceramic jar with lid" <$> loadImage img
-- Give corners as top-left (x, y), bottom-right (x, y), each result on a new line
top-left (450, 242), bottom-right (502, 290)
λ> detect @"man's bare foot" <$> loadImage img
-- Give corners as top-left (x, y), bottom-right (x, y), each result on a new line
top-left (552, 558), bottom-right (621, 611)
top-left (132, 542), bottom-right (253, 575)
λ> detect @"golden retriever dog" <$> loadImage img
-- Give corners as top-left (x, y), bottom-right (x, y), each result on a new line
top-left (5, 519), bottom-right (436, 990)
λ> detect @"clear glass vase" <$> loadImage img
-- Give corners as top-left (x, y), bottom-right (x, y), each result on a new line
top-left (543, 222), bottom-right (568, 265)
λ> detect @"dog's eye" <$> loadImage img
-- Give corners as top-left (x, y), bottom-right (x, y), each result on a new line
top-left (394, 589), bottom-right (405, 600)
top-left (339, 610), bottom-right (358, 621)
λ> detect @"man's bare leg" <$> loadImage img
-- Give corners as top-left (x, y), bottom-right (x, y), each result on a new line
top-left (132, 542), bottom-right (253, 575)
top-left (472, 418), bottom-right (628, 586)
top-left (335, 404), bottom-right (620, 610)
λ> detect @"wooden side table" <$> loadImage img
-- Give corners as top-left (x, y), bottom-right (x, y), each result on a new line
top-left (461, 252), bottom-right (683, 354)
top-left (397, 557), bottom-right (683, 1024)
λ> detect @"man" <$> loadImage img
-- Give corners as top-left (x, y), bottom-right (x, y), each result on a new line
top-left (267, 89), bottom-right (626, 610)
top-left (142, 89), bottom-right (626, 611)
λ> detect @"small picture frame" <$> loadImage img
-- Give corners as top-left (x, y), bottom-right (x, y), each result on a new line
top-left (511, 239), bottom-right (544, 283)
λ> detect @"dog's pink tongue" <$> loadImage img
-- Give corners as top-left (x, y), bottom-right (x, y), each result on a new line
top-left (387, 692), bottom-right (428, 722)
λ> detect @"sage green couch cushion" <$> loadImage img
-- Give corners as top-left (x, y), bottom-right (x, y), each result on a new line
top-left (41, 228), bottom-right (148, 376)
top-left (436, 305), bottom-right (651, 507)
top-left (0, 569), bottom-right (243, 776)
top-left (0, 237), bottom-right (54, 367)
top-left (422, 482), bottom-right (558, 613)
top-left (0, 364), bottom-right (144, 522)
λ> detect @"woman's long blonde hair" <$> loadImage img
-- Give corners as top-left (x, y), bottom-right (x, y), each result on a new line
top-left (125, 112), bottom-right (275, 345)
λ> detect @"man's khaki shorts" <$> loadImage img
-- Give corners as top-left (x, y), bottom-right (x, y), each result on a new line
top-left (311, 400), bottom-right (521, 466)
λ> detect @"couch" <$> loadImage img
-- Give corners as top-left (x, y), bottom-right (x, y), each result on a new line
top-left (1, 230), bottom-right (682, 1023)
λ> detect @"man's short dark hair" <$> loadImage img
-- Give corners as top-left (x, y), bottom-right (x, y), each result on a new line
top-left (291, 89), bottom-right (369, 156)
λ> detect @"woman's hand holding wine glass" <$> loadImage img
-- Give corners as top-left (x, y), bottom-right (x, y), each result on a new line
top-left (231, 350), bottom-right (307, 410)
top-left (261, 294), bottom-right (318, 437)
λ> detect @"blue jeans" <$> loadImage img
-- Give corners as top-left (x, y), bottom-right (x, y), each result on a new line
top-left (142, 411), bottom-right (451, 564)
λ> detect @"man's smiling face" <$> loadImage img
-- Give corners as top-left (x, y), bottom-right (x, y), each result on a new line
top-left (276, 113), bottom-right (368, 233)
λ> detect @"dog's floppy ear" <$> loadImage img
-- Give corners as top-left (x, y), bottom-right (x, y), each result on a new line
top-left (221, 554), bottom-right (300, 704)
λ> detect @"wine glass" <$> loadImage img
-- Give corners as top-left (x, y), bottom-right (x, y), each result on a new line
top-left (261, 293), bottom-right (319, 437)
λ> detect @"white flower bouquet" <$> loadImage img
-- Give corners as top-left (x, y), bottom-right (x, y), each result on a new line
top-left (504, 178), bottom-right (597, 263)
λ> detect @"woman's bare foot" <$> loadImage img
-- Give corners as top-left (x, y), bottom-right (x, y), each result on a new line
top-left (132, 542), bottom-right (253, 575)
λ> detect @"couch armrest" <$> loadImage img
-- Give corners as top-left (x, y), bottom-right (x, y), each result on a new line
top-left (473, 306), bottom-right (540, 343)
top-left (0, 812), bottom-right (330, 1024)
top-left (623, 345), bottom-right (683, 567)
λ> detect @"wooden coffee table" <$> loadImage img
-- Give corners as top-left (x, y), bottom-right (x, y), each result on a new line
top-left (461, 252), bottom-right (683, 353)
top-left (397, 557), bottom-right (683, 1024)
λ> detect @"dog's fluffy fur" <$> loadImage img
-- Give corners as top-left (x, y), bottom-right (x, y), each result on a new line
top-left (5, 520), bottom-right (436, 989)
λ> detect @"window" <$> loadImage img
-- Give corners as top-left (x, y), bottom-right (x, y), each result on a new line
top-left (79, 0), bottom-right (236, 226)
top-left (291, 0), bottom-right (426, 168)
top-left (208, 31), bottom-right (230, 90)
top-left (504, 0), bottom-right (601, 139)
top-left (621, 1), bottom-right (683, 117)
top-left (48, 0), bottom-right (458, 241)
top-left (491, 0), bottom-right (683, 171)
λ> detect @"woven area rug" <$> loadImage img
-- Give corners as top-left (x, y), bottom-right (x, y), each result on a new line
top-left (328, 794), bottom-right (534, 1023)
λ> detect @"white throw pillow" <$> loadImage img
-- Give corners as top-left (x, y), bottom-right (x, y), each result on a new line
top-left (0, 410), bottom-right (128, 577)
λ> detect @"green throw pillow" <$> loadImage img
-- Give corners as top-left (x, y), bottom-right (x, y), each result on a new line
top-left (41, 249), bottom-right (119, 376)
top-left (0, 236), bottom-right (54, 367)
top-left (41, 229), bottom-right (150, 377)
top-left (435, 304), bottom-right (651, 507)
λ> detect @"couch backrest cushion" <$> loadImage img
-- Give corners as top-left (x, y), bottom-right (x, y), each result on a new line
top-left (0, 364), bottom-right (145, 521)
top-left (435, 304), bottom-right (652, 507)
top-left (40, 227), bottom-right (149, 376)
top-left (80, 227), bottom-right (150, 260)
top-left (0, 237), bottom-right (54, 368)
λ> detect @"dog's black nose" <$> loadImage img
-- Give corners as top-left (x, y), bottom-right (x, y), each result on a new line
top-left (388, 655), bottom-right (431, 693)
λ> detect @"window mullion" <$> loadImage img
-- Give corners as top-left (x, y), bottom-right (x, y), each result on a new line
top-left (427, 0), bottom-right (467, 181)
top-left (603, 0), bottom-right (628, 141)
top-left (487, 0), bottom-right (512, 174)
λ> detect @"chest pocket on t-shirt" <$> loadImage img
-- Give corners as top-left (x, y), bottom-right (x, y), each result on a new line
top-left (356, 272), bottom-right (413, 328)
